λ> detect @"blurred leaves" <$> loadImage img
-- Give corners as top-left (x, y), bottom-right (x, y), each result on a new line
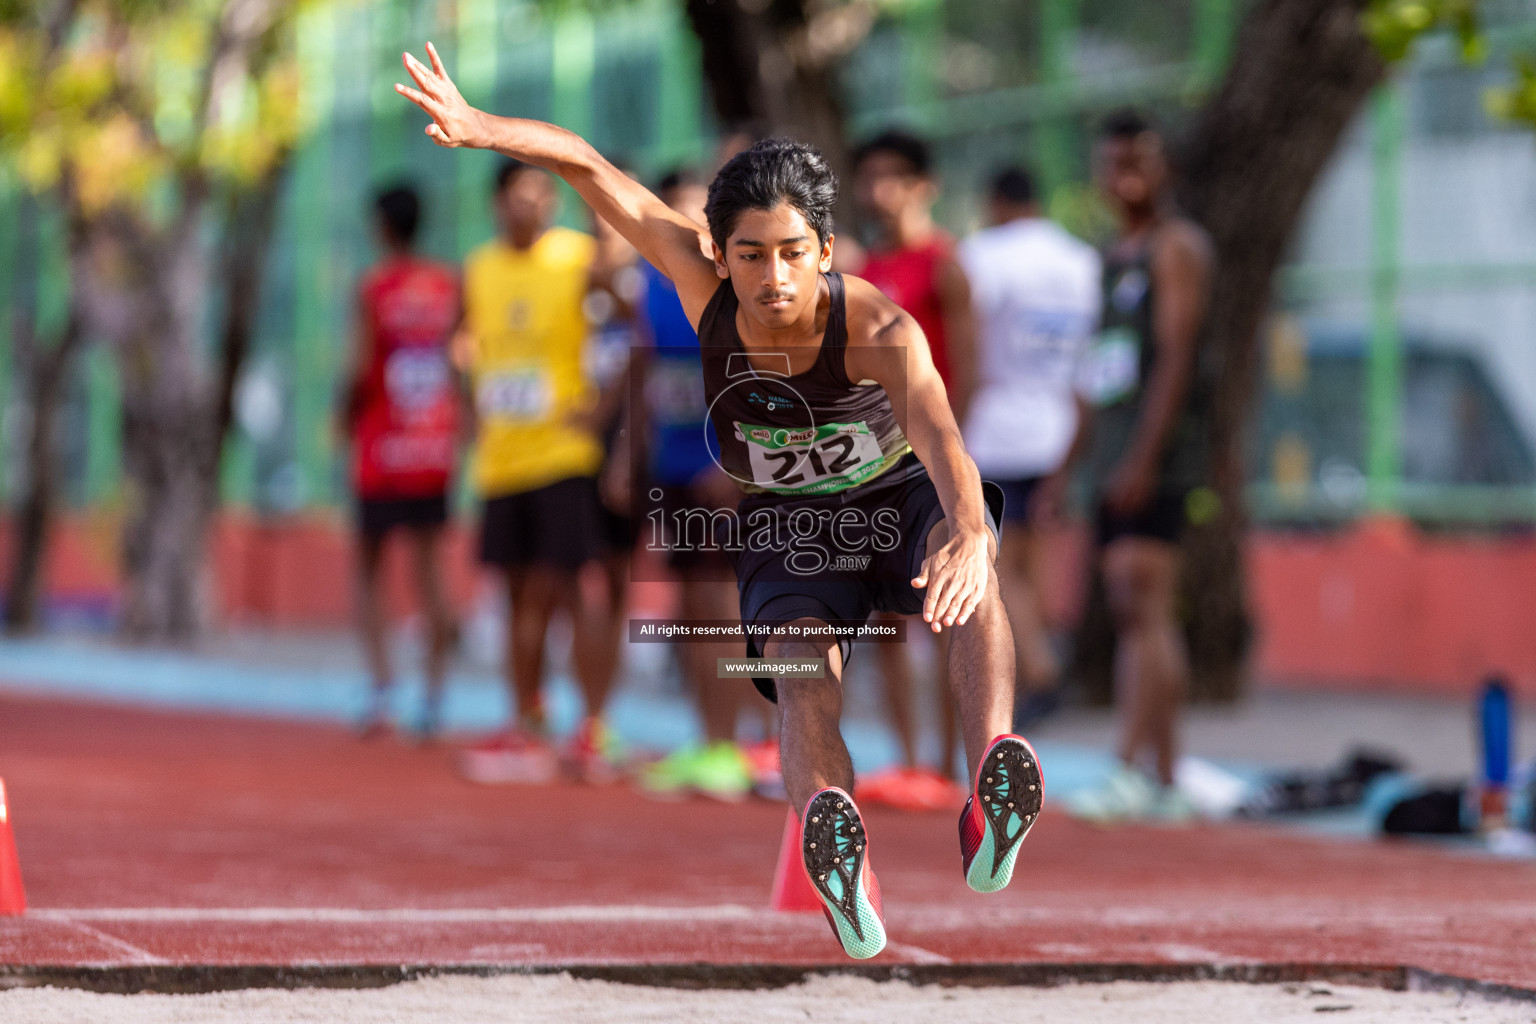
top-left (1363, 0), bottom-right (1536, 132)
top-left (1363, 0), bottom-right (1483, 63)
top-left (0, 0), bottom-right (315, 215)
top-left (1485, 55), bottom-right (1536, 129)
top-left (1047, 181), bottom-right (1116, 248)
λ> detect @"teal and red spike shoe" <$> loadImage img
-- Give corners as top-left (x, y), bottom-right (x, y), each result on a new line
top-left (802, 787), bottom-right (886, 959)
top-left (960, 735), bottom-right (1044, 894)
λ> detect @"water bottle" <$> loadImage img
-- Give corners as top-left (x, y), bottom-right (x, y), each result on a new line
top-left (1479, 676), bottom-right (1512, 828)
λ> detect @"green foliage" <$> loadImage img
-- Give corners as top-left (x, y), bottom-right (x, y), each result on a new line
top-left (1048, 181), bottom-right (1117, 248)
top-left (1364, 0), bottom-right (1536, 131)
top-left (1485, 55), bottom-right (1536, 128)
top-left (1363, 0), bottom-right (1484, 63)
top-left (0, 0), bottom-right (313, 215)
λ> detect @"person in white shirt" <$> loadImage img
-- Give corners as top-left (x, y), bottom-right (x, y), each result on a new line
top-left (956, 167), bottom-right (1100, 716)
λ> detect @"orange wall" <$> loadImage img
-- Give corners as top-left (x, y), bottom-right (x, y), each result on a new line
top-left (3, 511), bottom-right (1531, 698)
top-left (1250, 518), bottom-right (1536, 698)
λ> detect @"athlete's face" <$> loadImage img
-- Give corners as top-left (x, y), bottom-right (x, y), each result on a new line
top-left (713, 203), bottom-right (833, 331)
top-left (495, 168), bottom-right (557, 247)
top-left (854, 151), bottom-right (934, 227)
top-left (1096, 133), bottom-right (1168, 216)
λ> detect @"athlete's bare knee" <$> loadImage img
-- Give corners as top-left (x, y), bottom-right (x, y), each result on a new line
top-left (963, 564), bottom-right (1008, 628)
top-left (776, 675), bottom-right (839, 708)
top-left (762, 617), bottom-right (833, 659)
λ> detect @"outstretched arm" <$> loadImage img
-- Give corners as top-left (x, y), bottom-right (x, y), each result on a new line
top-left (395, 43), bottom-right (720, 326)
top-left (843, 278), bottom-right (993, 634)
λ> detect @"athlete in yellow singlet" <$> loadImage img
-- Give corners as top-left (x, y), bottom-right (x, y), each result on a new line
top-left (457, 160), bottom-right (617, 786)
top-left (462, 217), bottom-right (600, 495)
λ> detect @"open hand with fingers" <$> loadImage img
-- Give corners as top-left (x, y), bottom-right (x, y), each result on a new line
top-left (911, 526), bottom-right (992, 633)
top-left (396, 42), bottom-right (488, 149)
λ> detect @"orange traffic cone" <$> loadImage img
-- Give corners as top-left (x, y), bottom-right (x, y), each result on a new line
top-left (0, 779), bottom-right (24, 915)
top-left (768, 806), bottom-right (821, 912)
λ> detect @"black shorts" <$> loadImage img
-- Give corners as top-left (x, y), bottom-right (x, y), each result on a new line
top-left (479, 476), bottom-right (608, 570)
top-left (1096, 488), bottom-right (1189, 547)
top-left (734, 454), bottom-right (1004, 702)
top-left (357, 494), bottom-right (448, 541)
top-left (643, 482), bottom-right (735, 576)
top-left (991, 476), bottom-right (1044, 525)
top-left (601, 505), bottom-right (638, 555)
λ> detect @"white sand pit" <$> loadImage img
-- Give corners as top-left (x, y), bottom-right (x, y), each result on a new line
top-left (1, 973), bottom-right (1531, 1023)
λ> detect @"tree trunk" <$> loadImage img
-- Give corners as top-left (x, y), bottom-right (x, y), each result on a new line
top-left (3, 198), bottom-right (89, 634)
top-left (110, 163), bottom-right (287, 641)
top-left (3, 313), bottom-right (86, 635)
top-left (118, 389), bottom-right (220, 640)
top-left (108, 205), bottom-right (219, 642)
top-left (1076, 0), bottom-right (1386, 703)
top-left (682, 0), bottom-right (865, 198)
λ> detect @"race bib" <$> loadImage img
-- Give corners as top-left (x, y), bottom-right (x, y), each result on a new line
top-left (585, 322), bottom-right (635, 390)
top-left (384, 348), bottom-right (451, 415)
top-left (647, 358), bottom-right (706, 425)
top-left (735, 420), bottom-right (885, 495)
top-left (1078, 327), bottom-right (1140, 407)
top-left (1004, 308), bottom-right (1092, 382)
top-left (478, 368), bottom-right (551, 421)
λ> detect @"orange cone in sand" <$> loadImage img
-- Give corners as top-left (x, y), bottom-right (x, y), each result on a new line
top-left (768, 806), bottom-right (821, 912)
top-left (0, 779), bottom-right (24, 915)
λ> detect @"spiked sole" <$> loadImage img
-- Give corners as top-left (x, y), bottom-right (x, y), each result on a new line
top-left (802, 789), bottom-right (886, 959)
top-left (965, 736), bottom-right (1044, 893)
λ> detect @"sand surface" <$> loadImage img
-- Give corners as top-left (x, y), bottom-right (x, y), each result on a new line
top-left (2, 975), bottom-right (1531, 1023)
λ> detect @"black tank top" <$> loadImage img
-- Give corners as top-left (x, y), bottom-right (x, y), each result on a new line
top-left (699, 272), bottom-right (912, 496)
top-left (1082, 233), bottom-right (1207, 490)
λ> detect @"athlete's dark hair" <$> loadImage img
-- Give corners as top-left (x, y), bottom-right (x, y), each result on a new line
top-left (705, 138), bottom-right (838, 250)
top-left (853, 129), bottom-right (931, 176)
top-left (990, 166), bottom-right (1036, 206)
top-left (374, 184), bottom-right (421, 244)
top-left (493, 158), bottom-right (547, 194)
top-left (1100, 108), bottom-right (1155, 140)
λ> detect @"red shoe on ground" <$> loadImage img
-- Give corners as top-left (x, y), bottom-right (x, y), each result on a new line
top-left (742, 739), bottom-right (785, 800)
top-left (858, 766), bottom-right (966, 812)
top-left (561, 717), bottom-right (620, 785)
top-left (458, 729), bottom-right (558, 785)
top-left (802, 787), bottom-right (886, 959)
top-left (959, 734), bottom-right (1044, 893)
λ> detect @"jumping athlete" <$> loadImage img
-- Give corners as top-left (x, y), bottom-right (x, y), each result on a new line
top-left (343, 183), bottom-right (460, 740)
top-left (397, 42), bottom-right (1043, 960)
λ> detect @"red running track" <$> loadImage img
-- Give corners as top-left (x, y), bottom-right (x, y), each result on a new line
top-left (0, 694), bottom-right (1532, 986)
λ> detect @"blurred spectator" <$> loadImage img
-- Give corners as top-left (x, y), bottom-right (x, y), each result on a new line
top-left (456, 161), bottom-right (618, 784)
top-left (957, 166), bottom-right (1100, 723)
top-left (1064, 110), bottom-right (1213, 823)
top-left (342, 183), bottom-right (460, 740)
top-left (848, 129), bottom-right (974, 808)
top-left (634, 168), bottom-right (771, 801)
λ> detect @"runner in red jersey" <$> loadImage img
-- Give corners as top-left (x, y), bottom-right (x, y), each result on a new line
top-left (852, 131), bottom-right (973, 395)
top-left (344, 184), bottom-right (461, 740)
top-left (851, 131), bottom-right (977, 809)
